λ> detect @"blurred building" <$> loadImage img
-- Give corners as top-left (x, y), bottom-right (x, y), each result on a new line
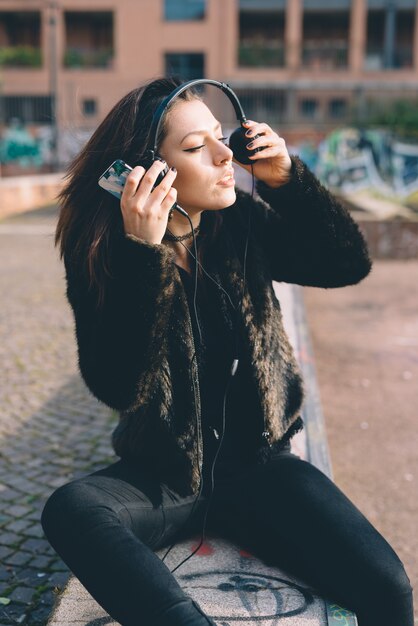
top-left (0, 0), bottom-right (417, 164)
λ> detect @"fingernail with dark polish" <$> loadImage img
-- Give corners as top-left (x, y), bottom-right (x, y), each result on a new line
top-left (246, 142), bottom-right (254, 149)
top-left (245, 129), bottom-right (253, 137)
top-left (171, 166), bottom-right (177, 172)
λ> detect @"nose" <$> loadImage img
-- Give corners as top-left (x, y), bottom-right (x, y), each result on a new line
top-left (214, 141), bottom-right (233, 165)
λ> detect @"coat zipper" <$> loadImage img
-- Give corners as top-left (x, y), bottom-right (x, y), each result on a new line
top-left (183, 271), bottom-right (270, 484)
top-left (262, 427), bottom-right (272, 447)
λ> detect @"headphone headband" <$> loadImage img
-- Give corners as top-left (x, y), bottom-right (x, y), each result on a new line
top-left (149, 78), bottom-right (247, 155)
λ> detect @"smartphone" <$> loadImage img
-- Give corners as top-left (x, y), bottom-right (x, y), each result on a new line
top-left (98, 159), bottom-right (133, 199)
top-left (98, 157), bottom-right (186, 218)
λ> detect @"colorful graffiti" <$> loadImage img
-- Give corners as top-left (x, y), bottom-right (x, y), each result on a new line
top-left (327, 602), bottom-right (359, 625)
top-left (0, 118), bottom-right (53, 169)
top-left (0, 119), bottom-right (93, 172)
top-left (309, 127), bottom-right (418, 198)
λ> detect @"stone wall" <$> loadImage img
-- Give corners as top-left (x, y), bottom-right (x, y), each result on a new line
top-left (357, 218), bottom-right (418, 259)
top-left (0, 173), bottom-right (64, 220)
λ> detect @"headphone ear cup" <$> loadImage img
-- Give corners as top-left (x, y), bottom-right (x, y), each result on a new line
top-left (153, 156), bottom-right (169, 189)
top-left (139, 152), bottom-right (169, 189)
top-left (139, 149), bottom-right (154, 172)
top-left (229, 126), bottom-right (260, 165)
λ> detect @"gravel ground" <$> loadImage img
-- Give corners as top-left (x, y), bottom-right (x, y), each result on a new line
top-left (303, 259), bottom-right (418, 623)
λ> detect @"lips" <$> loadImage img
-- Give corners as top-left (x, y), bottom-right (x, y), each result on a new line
top-left (217, 170), bottom-right (235, 185)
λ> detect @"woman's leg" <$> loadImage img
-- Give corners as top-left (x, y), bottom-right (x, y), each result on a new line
top-left (209, 452), bottom-right (414, 626)
top-left (41, 460), bottom-right (215, 626)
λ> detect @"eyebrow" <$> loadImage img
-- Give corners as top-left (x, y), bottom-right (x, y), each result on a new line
top-left (180, 121), bottom-right (222, 145)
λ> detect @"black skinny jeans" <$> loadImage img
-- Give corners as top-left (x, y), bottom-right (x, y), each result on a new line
top-left (41, 449), bottom-right (414, 626)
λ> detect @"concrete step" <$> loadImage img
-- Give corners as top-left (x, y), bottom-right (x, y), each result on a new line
top-left (49, 536), bottom-right (357, 626)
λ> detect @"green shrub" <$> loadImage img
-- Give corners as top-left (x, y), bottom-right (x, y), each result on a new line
top-left (354, 99), bottom-right (418, 140)
top-left (0, 46), bottom-right (42, 67)
top-left (63, 48), bottom-right (113, 68)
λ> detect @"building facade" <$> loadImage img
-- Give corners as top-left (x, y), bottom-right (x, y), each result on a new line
top-left (0, 0), bottom-right (417, 163)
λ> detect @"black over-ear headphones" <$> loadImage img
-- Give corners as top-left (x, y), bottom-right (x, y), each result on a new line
top-left (140, 78), bottom-right (260, 218)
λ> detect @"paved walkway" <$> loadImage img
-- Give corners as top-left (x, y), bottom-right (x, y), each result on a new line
top-left (0, 207), bottom-right (118, 625)
top-left (304, 260), bottom-right (418, 624)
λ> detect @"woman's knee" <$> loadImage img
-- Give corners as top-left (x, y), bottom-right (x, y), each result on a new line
top-left (42, 482), bottom-right (74, 538)
top-left (42, 482), bottom-right (84, 541)
top-left (41, 479), bottom-right (121, 544)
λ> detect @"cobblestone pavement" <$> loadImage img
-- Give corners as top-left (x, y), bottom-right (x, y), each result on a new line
top-left (0, 206), bottom-right (118, 625)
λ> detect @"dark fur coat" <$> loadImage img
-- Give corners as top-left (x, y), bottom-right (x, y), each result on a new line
top-left (65, 155), bottom-right (372, 495)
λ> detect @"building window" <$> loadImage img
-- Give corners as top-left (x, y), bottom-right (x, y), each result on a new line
top-left (165, 53), bottom-right (205, 80)
top-left (239, 10), bottom-right (285, 68)
top-left (64, 12), bottom-right (114, 68)
top-left (233, 88), bottom-right (286, 124)
top-left (0, 11), bottom-right (42, 67)
top-left (302, 10), bottom-right (349, 70)
top-left (365, 7), bottom-right (414, 70)
top-left (164, 0), bottom-right (206, 21)
top-left (83, 99), bottom-right (97, 116)
top-left (300, 98), bottom-right (318, 119)
top-left (0, 96), bottom-right (52, 124)
top-left (395, 9), bottom-right (415, 69)
top-left (328, 98), bottom-right (347, 119)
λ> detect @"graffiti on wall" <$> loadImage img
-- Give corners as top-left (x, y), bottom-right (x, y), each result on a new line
top-left (304, 127), bottom-right (418, 198)
top-left (0, 119), bottom-right (92, 171)
top-left (0, 118), bottom-right (53, 169)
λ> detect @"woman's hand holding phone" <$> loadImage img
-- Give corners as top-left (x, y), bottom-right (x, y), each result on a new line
top-left (120, 160), bottom-right (177, 245)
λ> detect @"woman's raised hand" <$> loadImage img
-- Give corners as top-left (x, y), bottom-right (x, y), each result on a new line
top-left (120, 160), bottom-right (177, 245)
top-left (235, 120), bottom-right (292, 189)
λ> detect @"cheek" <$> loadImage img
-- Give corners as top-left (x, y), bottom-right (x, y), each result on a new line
top-left (174, 163), bottom-right (209, 196)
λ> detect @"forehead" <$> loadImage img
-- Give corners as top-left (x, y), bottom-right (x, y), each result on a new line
top-left (165, 99), bottom-right (218, 139)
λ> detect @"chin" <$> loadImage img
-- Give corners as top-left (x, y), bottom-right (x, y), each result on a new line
top-left (217, 187), bottom-right (236, 209)
top-left (180, 189), bottom-right (236, 213)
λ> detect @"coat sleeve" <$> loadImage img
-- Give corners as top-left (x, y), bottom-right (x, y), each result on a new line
top-left (65, 233), bottom-right (177, 412)
top-left (242, 154), bottom-right (372, 287)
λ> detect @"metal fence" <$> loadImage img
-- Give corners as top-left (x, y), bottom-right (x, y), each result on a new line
top-left (0, 95), bottom-right (53, 124)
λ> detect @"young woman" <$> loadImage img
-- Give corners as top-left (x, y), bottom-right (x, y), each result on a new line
top-left (41, 77), bottom-right (413, 626)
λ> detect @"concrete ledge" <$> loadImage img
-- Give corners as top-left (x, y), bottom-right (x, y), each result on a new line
top-left (46, 284), bottom-right (358, 626)
top-left (0, 173), bottom-right (65, 220)
top-left (48, 537), bottom-right (356, 626)
top-left (356, 218), bottom-right (418, 259)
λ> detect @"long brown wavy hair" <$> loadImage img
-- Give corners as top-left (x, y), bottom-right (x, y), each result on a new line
top-left (55, 76), bottom-right (223, 308)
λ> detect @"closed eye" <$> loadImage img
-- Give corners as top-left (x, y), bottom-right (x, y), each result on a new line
top-left (183, 144), bottom-right (205, 153)
top-left (183, 137), bottom-right (229, 153)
